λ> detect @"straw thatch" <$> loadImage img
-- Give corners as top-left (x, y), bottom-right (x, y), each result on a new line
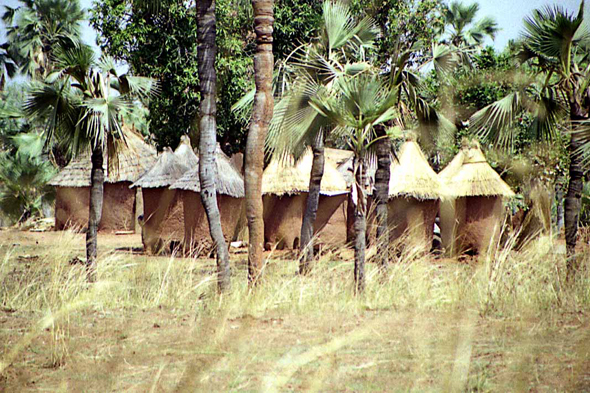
top-left (131, 136), bottom-right (197, 189)
top-left (49, 128), bottom-right (157, 187)
top-left (324, 148), bottom-right (354, 167)
top-left (388, 140), bottom-right (443, 200)
top-left (170, 145), bottom-right (245, 197)
top-left (442, 143), bottom-right (514, 198)
top-left (439, 142), bottom-right (514, 256)
top-left (262, 148), bottom-right (348, 196)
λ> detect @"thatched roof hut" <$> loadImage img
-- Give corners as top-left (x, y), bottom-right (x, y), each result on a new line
top-left (131, 135), bottom-right (197, 253)
top-left (262, 149), bottom-right (349, 249)
top-left (50, 129), bottom-right (157, 232)
top-left (381, 138), bottom-right (444, 253)
top-left (439, 141), bottom-right (514, 256)
top-left (170, 145), bottom-right (245, 255)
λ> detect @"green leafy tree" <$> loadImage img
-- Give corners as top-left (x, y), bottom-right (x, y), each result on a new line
top-left (91, 0), bottom-right (322, 152)
top-left (25, 44), bottom-right (157, 278)
top-left (2, 0), bottom-right (85, 78)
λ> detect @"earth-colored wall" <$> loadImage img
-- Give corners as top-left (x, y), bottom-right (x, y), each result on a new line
top-left (181, 190), bottom-right (244, 256)
top-left (263, 193), bottom-right (347, 250)
top-left (387, 197), bottom-right (438, 253)
top-left (141, 188), bottom-right (184, 254)
top-left (316, 195), bottom-right (349, 246)
top-left (441, 196), bottom-right (504, 256)
top-left (55, 183), bottom-right (136, 232)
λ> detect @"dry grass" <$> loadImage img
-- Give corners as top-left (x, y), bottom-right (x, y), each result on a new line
top-left (0, 230), bottom-right (589, 391)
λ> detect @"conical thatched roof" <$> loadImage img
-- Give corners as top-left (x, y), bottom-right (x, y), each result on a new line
top-left (262, 148), bottom-right (349, 196)
top-left (131, 136), bottom-right (197, 189)
top-left (438, 149), bottom-right (465, 181)
top-left (388, 140), bottom-right (443, 200)
top-left (324, 148), bottom-right (354, 168)
top-left (170, 145), bottom-right (245, 198)
top-left (49, 128), bottom-right (157, 187)
top-left (441, 142), bottom-right (514, 198)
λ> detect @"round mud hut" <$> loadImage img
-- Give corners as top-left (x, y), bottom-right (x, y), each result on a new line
top-left (170, 145), bottom-right (245, 255)
top-left (262, 149), bottom-right (349, 250)
top-left (49, 129), bottom-right (157, 232)
top-left (385, 138), bottom-right (444, 253)
top-left (318, 148), bottom-right (355, 246)
top-left (131, 136), bottom-right (197, 254)
top-left (439, 142), bottom-right (515, 256)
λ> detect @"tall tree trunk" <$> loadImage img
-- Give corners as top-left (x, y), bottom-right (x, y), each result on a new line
top-left (564, 94), bottom-right (587, 277)
top-left (197, 0), bottom-right (231, 292)
top-left (86, 145), bottom-right (104, 281)
top-left (374, 126), bottom-right (390, 269)
top-left (245, 0), bottom-right (274, 284)
top-left (565, 133), bottom-right (583, 275)
top-left (299, 133), bottom-right (324, 275)
top-left (346, 191), bottom-right (355, 244)
top-left (353, 156), bottom-right (367, 294)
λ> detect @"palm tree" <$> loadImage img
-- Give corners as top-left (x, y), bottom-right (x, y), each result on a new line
top-left (2, 0), bottom-right (84, 79)
top-left (25, 44), bottom-right (157, 278)
top-left (442, 1), bottom-right (498, 48)
top-left (197, 0), bottom-right (230, 291)
top-left (469, 2), bottom-right (589, 276)
top-left (306, 72), bottom-right (398, 292)
top-left (245, 0), bottom-right (275, 284)
top-left (266, 0), bottom-right (379, 272)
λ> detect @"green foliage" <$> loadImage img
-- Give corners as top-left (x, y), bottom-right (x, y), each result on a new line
top-left (351, 0), bottom-right (445, 66)
top-left (90, 0), bottom-right (202, 150)
top-left (265, 0), bottom-right (381, 160)
top-left (273, 0), bottom-right (323, 61)
top-left (0, 132), bottom-right (56, 224)
top-left (25, 43), bottom-right (157, 163)
top-left (91, 0), bottom-right (323, 153)
top-left (1, 0), bottom-right (85, 78)
top-left (441, 1), bottom-right (498, 47)
top-left (0, 84), bottom-right (28, 149)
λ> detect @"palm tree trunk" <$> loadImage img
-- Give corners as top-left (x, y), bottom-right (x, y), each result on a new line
top-left (564, 92), bottom-right (588, 278)
top-left (353, 156), bottom-right (367, 293)
top-left (346, 191), bottom-right (355, 244)
top-left (86, 144), bottom-right (104, 281)
top-left (197, 0), bottom-right (231, 292)
top-left (374, 126), bottom-right (390, 269)
top-left (564, 136), bottom-right (583, 274)
top-left (299, 133), bottom-right (324, 275)
top-left (245, 0), bottom-right (274, 284)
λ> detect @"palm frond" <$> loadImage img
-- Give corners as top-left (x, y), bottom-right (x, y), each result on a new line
top-left (115, 74), bottom-right (159, 100)
top-left (522, 2), bottom-right (586, 72)
top-left (469, 91), bottom-right (525, 149)
top-left (430, 44), bottom-right (459, 75)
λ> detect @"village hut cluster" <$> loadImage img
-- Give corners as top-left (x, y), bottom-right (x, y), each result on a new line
top-left (49, 131), bottom-right (515, 257)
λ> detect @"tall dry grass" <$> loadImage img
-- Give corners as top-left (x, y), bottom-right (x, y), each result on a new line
top-left (1, 230), bottom-right (589, 390)
top-left (0, 230), bottom-right (588, 320)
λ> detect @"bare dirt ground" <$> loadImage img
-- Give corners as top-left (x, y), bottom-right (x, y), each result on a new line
top-left (1, 229), bottom-right (589, 391)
